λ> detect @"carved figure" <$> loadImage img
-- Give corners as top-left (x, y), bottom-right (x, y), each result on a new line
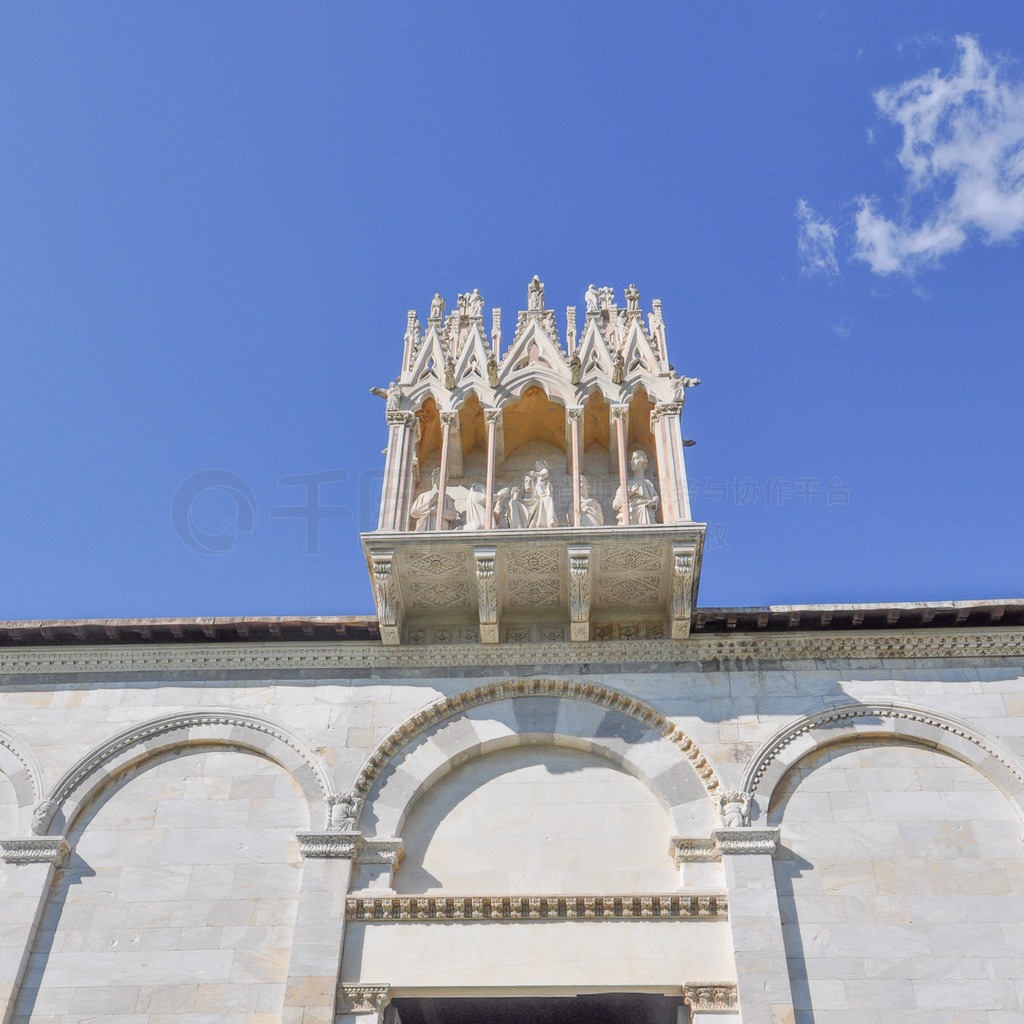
top-left (487, 352), bottom-right (499, 387)
top-left (506, 486), bottom-right (530, 529)
top-left (612, 351), bottom-right (624, 384)
top-left (457, 293), bottom-right (469, 316)
top-left (624, 283), bottom-right (640, 312)
top-left (329, 794), bottom-right (359, 831)
top-left (585, 284), bottom-right (600, 313)
top-left (579, 475), bottom-right (604, 527)
top-left (410, 469), bottom-right (458, 531)
top-left (718, 790), bottom-right (751, 829)
top-left (527, 275), bottom-right (545, 311)
top-left (669, 370), bottom-right (702, 402)
top-left (430, 293), bottom-right (445, 319)
top-left (467, 288), bottom-right (484, 318)
top-left (444, 356), bottom-right (456, 389)
top-left (523, 459), bottom-right (557, 528)
top-left (598, 286), bottom-right (615, 310)
top-left (463, 484), bottom-right (490, 531)
top-left (613, 449), bottom-right (659, 525)
top-left (31, 799), bottom-right (56, 835)
top-left (569, 352), bottom-right (581, 385)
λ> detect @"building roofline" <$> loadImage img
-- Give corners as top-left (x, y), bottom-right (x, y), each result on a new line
top-left (0, 600), bottom-right (1020, 647)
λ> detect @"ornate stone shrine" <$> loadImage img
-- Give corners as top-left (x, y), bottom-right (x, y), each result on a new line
top-left (363, 279), bottom-right (704, 644)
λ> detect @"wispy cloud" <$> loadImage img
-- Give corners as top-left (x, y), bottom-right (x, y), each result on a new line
top-left (854, 35), bottom-right (1024, 275)
top-left (796, 199), bottom-right (839, 278)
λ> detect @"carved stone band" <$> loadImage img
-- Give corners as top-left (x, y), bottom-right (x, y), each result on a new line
top-left (711, 827), bottom-right (780, 856)
top-left (682, 984), bottom-right (738, 1011)
top-left (297, 833), bottom-right (404, 865)
top-left (671, 837), bottom-right (720, 863)
top-left (0, 837), bottom-right (71, 866)
top-left (337, 984), bottom-right (391, 1015)
top-left (346, 894), bottom-right (726, 922)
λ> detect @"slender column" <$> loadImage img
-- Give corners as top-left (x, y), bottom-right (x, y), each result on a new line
top-left (380, 411), bottom-right (416, 531)
top-left (713, 827), bottom-right (795, 1024)
top-left (567, 406), bottom-right (583, 526)
top-left (436, 411), bottom-right (457, 531)
top-left (0, 837), bottom-right (70, 1024)
top-left (483, 409), bottom-right (499, 528)
top-left (284, 832), bottom-right (358, 1024)
top-left (652, 402), bottom-right (691, 522)
top-left (611, 405), bottom-right (630, 525)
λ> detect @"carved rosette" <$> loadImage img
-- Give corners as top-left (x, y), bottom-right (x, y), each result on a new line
top-left (567, 543), bottom-right (591, 642)
top-left (337, 984), bottom-right (391, 1016)
top-left (370, 550), bottom-right (400, 645)
top-left (682, 984), bottom-right (738, 1012)
top-left (670, 544), bottom-right (695, 639)
top-left (0, 837), bottom-right (71, 866)
top-left (473, 546), bottom-right (499, 644)
top-left (711, 827), bottom-right (780, 857)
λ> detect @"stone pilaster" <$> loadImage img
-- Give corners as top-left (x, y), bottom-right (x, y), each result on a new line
top-left (651, 402), bottom-right (691, 523)
top-left (712, 828), bottom-right (794, 1024)
top-left (567, 543), bottom-right (591, 641)
top-left (474, 546), bottom-right (499, 644)
top-left (284, 833), bottom-right (358, 1024)
top-left (0, 837), bottom-right (70, 1024)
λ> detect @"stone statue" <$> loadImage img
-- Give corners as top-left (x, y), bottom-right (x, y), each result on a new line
top-left (430, 293), bottom-right (445, 319)
top-left (569, 352), bottom-right (581, 385)
top-left (506, 485), bottom-right (530, 529)
top-left (598, 286), bottom-right (615, 310)
top-left (613, 449), bottom-right (659, 525)
top-left (410, 469), bottom-right (458, 531)
top-left (467, 288), bottom-right (484, 318)
top-left (463, 484), bottom-right (490, 531)
top-left (329, 794), bottom-right (359, 831)
top-left (578, 475), bottom-right (604, 527)
top-left (444, 356), bottom-right (456, 390)
top-left (457, 293), bottom-right (469, 316)
top-left (523, 459), bottom-right (557, 528)
top-left (527, 275), bottom-right (545, 311)
top-left (718, 790), bottom-right (752, 829)
top-left (31, 799), bottom-right (56, 835)
top-left (487, 352), bottom-right (499, 387)
top-left (669, 371), bottom-right (702, 403)
top-left (625, 283), bottom-right (640, 312)
top-left (612, 351), bottom-right (624, 384)
top-left (585, 284), bottom-right (599, 313)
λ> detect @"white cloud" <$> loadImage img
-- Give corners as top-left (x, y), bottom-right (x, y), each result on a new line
top-left (796, 199), bottom-right (839, 278)
top-left (854, 35), bottom-right (1024, 275)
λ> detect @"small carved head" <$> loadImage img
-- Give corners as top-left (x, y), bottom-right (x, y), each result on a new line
top-left (630, 449), bottom-right (649, 473)
top-left (579, 474), bottom-right (591, 497)
top-left (31, 799), bottom-right (56, 835)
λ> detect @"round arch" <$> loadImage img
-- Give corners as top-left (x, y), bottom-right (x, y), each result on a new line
top-left (741, 698), bottom-right (1024, 824)
top-left (33, 709), bottom-right (335, 836)
top-left (0, 724), bottom-right (44, 830)
top-left (350, 679), bottom-right (721, 838)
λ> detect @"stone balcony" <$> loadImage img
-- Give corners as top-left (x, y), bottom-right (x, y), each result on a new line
top-left (361, 523), bottom-right (705, 645)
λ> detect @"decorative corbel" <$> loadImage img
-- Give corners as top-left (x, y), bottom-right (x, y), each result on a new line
top-left (567, 543), bottom-right (591, 642)
top-left (474, 546), bottom-right (499, 644)
top-left (670, 544), bottom-right (695, 639)
top-left (370, 549), bottom-right (401, 645)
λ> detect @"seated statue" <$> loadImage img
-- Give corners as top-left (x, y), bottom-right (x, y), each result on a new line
top-left (579, 475), bottom-right (604, 527)
top-left (410, 469), bottom-right (458, 531)
top-left (523, 460), bottom-right (557, 528)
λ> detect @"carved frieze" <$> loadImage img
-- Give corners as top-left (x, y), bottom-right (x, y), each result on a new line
top-left (346, 893), bottom-right (726, 922)
top-left (337, 985), bottom-right (391, 1016)
top-left (682, 985), bottom-right (738, 1012)
top-left (297, 832), bottom-right (359, 859)
top-left (0, 837), bottom-right (70, 866)
top-left (711, 828), bottom-right (780, 857)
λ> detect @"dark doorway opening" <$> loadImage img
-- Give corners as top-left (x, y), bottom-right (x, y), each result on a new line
top-left (391, 993), bottom-right (685, 1024)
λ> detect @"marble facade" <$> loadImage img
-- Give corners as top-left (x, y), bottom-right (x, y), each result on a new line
top-left (2, 283), bottom-right (1023, 1024)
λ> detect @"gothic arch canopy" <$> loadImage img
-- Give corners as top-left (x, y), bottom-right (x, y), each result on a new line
top-left (741, 698), bottom-right (1024, 824)
top-left (352, 679), bottom-right (720, 837)
top-left (33, 709), bottom-right (335, 837)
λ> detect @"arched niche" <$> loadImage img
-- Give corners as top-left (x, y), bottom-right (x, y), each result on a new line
top-left (742, 699), bottom-right (1024, 824)
top-left (501, 384), bottom-right (568, 465)
top-left (394, 743), bottom-right (683, 894)
top-left (35, 709), bottom-right (335, 837)
top-left (351, 680), bottom-right (720, 841)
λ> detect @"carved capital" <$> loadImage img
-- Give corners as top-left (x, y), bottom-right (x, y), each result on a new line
top-left (670, 544), bottom-right (696, 639)
top-left (650, 402), bottom-right (682, 428)
top-left (711, 827), bottom-right (780, 857)
top-left (670, 837), bottom-right (720, 864)
top-left (440, 410), bottom-right (458, 427)
top-left (0, 837), bottom-right (70, 866)
top-left (682, 984), bottom-right (738, 1012)
top-left (483, 408), bottom-right (502, 426)
top-left (297, 832), bottom-right (359, 859)
top-left (610, 404), bottom-right (629, 423)
top-left (337, 985), bottom-right (391, 1016)
top-left (385, 410), bottom-right (416, 428)
top-left (474, 546), bottom-right (499, 643)
top-left (567, 544), bottom-right (591, 642)
top-left (566, 406), bottom-right (584, 424)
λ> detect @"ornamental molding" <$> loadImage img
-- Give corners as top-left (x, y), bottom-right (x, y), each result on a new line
top-left (349, 678), bottom-right (720, 808)
top-left (337, 985), bottom-right (391, 1016)
top-left (297, 834), bottom-right (404, 864)
top-left (1, 630), bottom-right (1021, 677)
top-left (742, 699), bottom-right (1024, 803)
top-left (0, 837), bottom-right (70, 866)
top-left (711, 828), bottom-right (779, 856)
top-left (35, 709), bottom-right (334, 835)
top-left (346, 893), bottom-right (726, 922)
top-left (0, 725), bottom-right (43, 806)
top-left (682, 984), bottom-right (738, 1012)
top-left (670, 837), bottom-right (720, 863)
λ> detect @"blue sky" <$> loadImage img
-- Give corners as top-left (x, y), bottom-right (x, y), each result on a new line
top-left (1, 2), bottom-right (1022, 620)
